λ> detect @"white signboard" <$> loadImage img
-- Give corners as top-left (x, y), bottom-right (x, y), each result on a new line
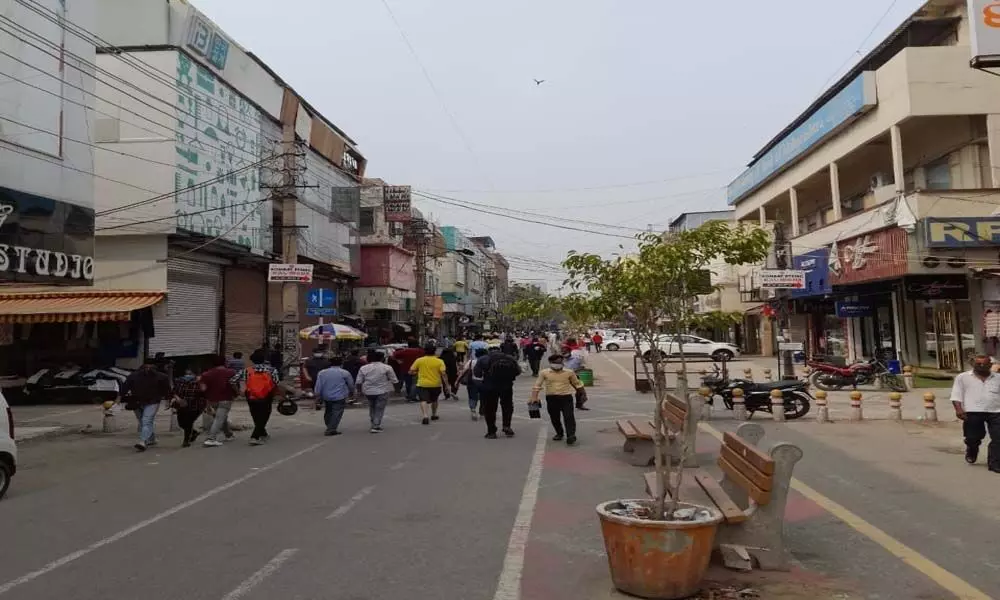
top-left (268, 263), bottom-right (314, 283)
top-left (778, 342), bottom-right (804, 352)
top-left (970, 0), bottom-right (1000, 67)
top-left (759, 269), bottom-right (806, 289)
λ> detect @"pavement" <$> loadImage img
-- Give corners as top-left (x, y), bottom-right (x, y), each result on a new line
top-left (2, 354), bottom-right (997, 599)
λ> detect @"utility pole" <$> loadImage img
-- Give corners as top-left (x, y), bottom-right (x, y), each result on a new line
top-left (407, 218), bottom-right (429, 344)
top-left (772, 218), bottom-right (796, 380)
top-left (277, 91), bottom-right (303, 374)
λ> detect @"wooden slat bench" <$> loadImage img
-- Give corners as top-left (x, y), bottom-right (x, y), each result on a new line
top-left (615, 391), bottom-right (704, 467)
top-left (615, 419), bottom-right (658, 466)
top-left (662, 392), bottom-right (704, 468)
top-left (642, 422), bottom-right (803, 571)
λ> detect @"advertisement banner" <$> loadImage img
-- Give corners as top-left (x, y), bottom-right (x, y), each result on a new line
top-left (268, 263), bottom-right (314, 283)
top-left (790, 248), bottom-right (831, 298)
top-left (924, 217), bottom-right (1000, 247)
top-left (835, 301), bottom-right (873, 318)
top-left (829, 228), bottom-right (908, 285)
top-left (969, 0), bottom-right (1000, 67)
top-left (384, 185), bottom-right (412, 222)
top-left (759, 269), bottom-right (806, 289)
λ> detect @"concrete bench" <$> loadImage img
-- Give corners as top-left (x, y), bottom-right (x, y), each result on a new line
top-left (615, 392), bottom-right (703, 467)
top-left (643, 422), bottom-right (803, 571)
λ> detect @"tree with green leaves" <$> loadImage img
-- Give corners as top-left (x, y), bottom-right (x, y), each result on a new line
top-left (563, 221), bottom-right (770, 520)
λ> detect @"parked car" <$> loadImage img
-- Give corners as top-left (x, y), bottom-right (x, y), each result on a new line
top-left (604, 335), bottom-right (636, 352)
top-left (0, 390), bottom-right (16, 500)
top-left (638, 334), bottom-right (741, 362)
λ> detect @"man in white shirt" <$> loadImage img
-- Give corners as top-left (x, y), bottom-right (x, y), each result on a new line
top-left (356, 351), bottom-right (399, 433)
top-left (950, 354), bottom-right (1000, 472)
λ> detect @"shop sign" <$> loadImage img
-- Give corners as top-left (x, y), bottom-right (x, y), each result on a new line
top-left (791, 248), bottom-right (831, 298)
top-left (969, 0), bottom-right (1000, 68)
top-left (836, 301), bottom-right (873, 318)
top-left (0, 190), bottom-right (95, 285)
top-left (759, 269), bottom-right (806, 289)
top-left (904, 275), bottom-right (969, 300)
top-left (829, 228), bottom-right (908, 285)
top-left (384, 186), bottom-right (412, 223)
top-left (268, 263), bottom-right (314, 283)
top-left (186, 14), bottom-right (230, 70)
top-left (923, 217), bottom-right (1000, 248)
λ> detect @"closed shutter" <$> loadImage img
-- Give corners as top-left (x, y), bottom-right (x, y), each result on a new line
top-left (224, 268), bottom-right (266, 357)
top-left (148, 257), bottom-right (222, 357)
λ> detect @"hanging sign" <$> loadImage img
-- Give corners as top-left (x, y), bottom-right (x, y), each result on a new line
top-left (835, 301), bottom-right (874, 318)
top-left (759, 269), bottom-right (806, 289)
top-left (268, 263), bottom-right (314, 283)
top-left (384, 186), bottom-right (412, 223)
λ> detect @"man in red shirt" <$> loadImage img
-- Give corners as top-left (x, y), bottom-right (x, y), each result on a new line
top-left (199, 354), bottom-right (237, 446)
top-left (592, 332), bottom-right (604, 353)
top-left (393, 338), bottom-right (425, 403)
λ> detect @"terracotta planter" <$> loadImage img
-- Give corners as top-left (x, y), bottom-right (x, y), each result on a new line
top-left (597, 500), bottom-right (723, 599)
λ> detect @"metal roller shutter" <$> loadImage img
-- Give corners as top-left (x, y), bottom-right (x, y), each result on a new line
top-left (224, 268), bottom-right (266, 357)
top-left (148, 257), bottom-right (222, 357)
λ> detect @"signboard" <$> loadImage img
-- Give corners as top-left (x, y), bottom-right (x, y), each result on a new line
top-left (904, 275), bottom-right (970, 300)
top-left (835, 301), bottom-right (873, 318)
top-left (727, 72), bottom-right (877, 205)
top-left (0, 190), bottom-right (96, 284)
top-left (790, 249), bottom-right (831, 298)
top-left (778, 342), bottom-right (804, 352)
top-left (924, 217), bottom-right (1000, 247)
top-left (384, 185), bottom-right (412, 223)
top-left (970, 0), bottom-right (1000, 68)
top-left (759, 269), bottom-right (806, 289)
top-left (268, 263), bottom-right (314, 283)
top-left (829, 228), bottom-right (908, 285)
top-left (306, 287), bottom-right (338, 317)
top-left (360, 186), bottom-right (384, 207)
top-left (186, 14), bottom-right (230, 70)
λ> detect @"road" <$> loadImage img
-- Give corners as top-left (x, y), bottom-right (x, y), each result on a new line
top-left (2, 353), bottom-right (999, 599)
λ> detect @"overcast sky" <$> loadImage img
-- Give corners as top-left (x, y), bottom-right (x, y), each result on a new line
top-left (193, 0), bottom-right (926, 289)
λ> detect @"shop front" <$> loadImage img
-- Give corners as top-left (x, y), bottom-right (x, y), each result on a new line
top-left (147, 256), bottom-right (223, 358)
top-left (902, 274), bottom-right (973, 371)
top-left (223, 266), bottom-right (267, 358)
top-left (790, 249), bottom-right (836, 358)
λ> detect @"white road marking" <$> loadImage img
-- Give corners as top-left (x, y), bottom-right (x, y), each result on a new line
top-left (430, 431), bottom-right (443, 441)
top-left (220, 548), bottom-right (298, 600)
top-left (0, 442), bottom-right (327, 596)
top-left (390, 450), bottom-right (418, 470)
top-left (19, 407), bottom-right (88, 424)
top-left (326, 485), bottom-right (376, 519)
top-left (492, 424), bottom-right (547, 600)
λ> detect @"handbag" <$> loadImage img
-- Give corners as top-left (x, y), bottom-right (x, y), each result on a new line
top-left (528, 400), bottom-right (542, 419)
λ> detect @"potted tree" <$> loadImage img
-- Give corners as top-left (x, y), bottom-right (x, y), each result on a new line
top-left (563, 221), bottom-right (770, 599)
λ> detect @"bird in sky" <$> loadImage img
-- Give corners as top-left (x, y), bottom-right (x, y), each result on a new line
top-left (533, 79), bottom-right (546, 86)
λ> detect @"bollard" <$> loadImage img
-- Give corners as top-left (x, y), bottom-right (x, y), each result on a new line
top-left (732, 387), bottom-right (748, 421)
top-left (923, 392), bottom-right (938, 422)
top-left (763, 368), bottom-right (773, 382)
top-left (698, 386), bottom-right (713, 421)
top-left (770, 388), bottom-right (785, 422)
top-left (850, 390), bottom-right (863, 422)
top-left (743, 367), bottom-right (753, 382)
top-left (903, 365), bottom-right (915, 391)
top-left (101, 400), bottom-right (117, 433)
top-left (888, 391), bottom-right (903, 421)
top-left (815, 389), bottom-right (830, 423)
top-left (169, 408), bottom-right (179, 432)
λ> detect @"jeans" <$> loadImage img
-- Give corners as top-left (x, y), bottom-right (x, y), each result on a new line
top-left (481, 386), bottom-right (514, 434)
top-left (324, 399), bottom-right (347, 433)
top-left (546, 394), bottom-right (576, 437)
top-left (206, 401), bottom-right (234, 441)
top-left (248, 400), bottom-right (273, 440)
top-left (133, 403), bottom-right (159, 445)
top-left (402, 373), bottom-right (416, 401)
top-left (367, 394), bottom-right (389, 428)
top-left (964, 412), bottom-right (1000, 469)
top-left (467, 381), bottom-right (481, 412)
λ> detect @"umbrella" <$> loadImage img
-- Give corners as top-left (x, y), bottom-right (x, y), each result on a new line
top-left (298, 323), bottom-right (365, 341)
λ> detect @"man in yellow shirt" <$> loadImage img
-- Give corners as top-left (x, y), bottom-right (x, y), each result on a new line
top-left (410, 344), bottom-right (450, 425)
top-left (454, 336), bottom-right (470, 363)
top-left (531, 354), bottom-right (586, 445)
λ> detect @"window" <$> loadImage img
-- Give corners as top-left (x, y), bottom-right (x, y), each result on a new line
top-left (359, 208), bottom-right (375, 235)
top-left (925, 157), bottom-right (952, 190)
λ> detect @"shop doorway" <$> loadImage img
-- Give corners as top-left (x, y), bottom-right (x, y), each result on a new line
top-left (858, 296), bottom-right (897, 361)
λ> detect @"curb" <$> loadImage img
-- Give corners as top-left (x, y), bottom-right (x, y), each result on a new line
top-left (15, 425), bottom-right (79, 444)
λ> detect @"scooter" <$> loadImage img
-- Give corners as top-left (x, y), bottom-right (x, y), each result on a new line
top-left (700, 363), bottom-right (812, 420)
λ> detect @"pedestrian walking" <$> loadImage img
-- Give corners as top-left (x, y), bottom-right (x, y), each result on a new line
top-left (231, 348), bottom-right (281, 445)
top-left (531, 354), bottom-right (585, 445)
top-left (410, 344), bottom-right (450, 425)
top-left (592, 332), bottom-right (604, 353)
top-left (456, 347), bottom-right (487, 420)
top-left (469, 333), bottom-right (489, 355)
top-left (122, 359), bottom-right (172, 452)
top-left (303, 345), bottom-right (332, 410)
top-left (475, 347), bottom-right (522, 438)
top-left (171, 367), bottom-right (207, 447)
top-left (200, 354), bottom-right (236, 447)
top-left (440, 346), bottom-right (459, 392)
top-left (950, 354), bottom-right (1000, 473)
top-left (356, 350), bottom-right (398, 433)
top-left (523, 336), bottom-right (547, 377)
top-left (454, 335), bottom-right (469, 364)
top-left (501, 336), bottom-right (520, 360)
top-left (393, 338), bottom-right (425, 403)
top-left (226, 351), bottom-right (245, 371)
top-left (315, 356), bottom-right (355, 436)
top-left (583, 332), bottom-right (593, 353)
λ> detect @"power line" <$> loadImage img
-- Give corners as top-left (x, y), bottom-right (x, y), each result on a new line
top-left (418, 167), bottom-right (740, 195)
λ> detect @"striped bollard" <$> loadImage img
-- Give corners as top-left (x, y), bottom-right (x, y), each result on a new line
top-left (763, 368), bottom-right (773, 382)
top-left (888, 392), bottom-right (903, 421)
top-left (815, 390), bottom-right (830, 423)
top-left (849, 390), bottom-right (863, 422)
top-left (923, 392), bottom-right (938, 422)
top-left (770, 388), bottom-right (785, 422)
top-left (698, 386), bottom-right (713, 421)
top-left (101, 401), bottom-right (117, 433)
top-left (743, 367), bottom-right (753, 382)
top-left (902, 365), bottom-right (915, 391)
top-left (732, 388), bottom-right (748, 421)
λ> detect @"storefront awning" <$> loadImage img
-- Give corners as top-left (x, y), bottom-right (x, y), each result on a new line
top-left (0, 290), bottom-right (165, 324)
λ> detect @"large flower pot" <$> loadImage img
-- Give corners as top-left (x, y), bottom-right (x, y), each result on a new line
top-left (597, 500), bottom-right (723, 599)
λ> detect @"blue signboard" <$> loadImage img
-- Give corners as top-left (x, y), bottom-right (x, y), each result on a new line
top-left (728, 73), bottom-right (877, 205)
top-left (790, 249), bottom-right (831, 298)
top-left (835, 301), bottom-right (873, 318)
top-left (307, 288), bottom-right (337, 317)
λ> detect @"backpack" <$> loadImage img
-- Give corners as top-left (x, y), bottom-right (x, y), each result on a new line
top-left (246, 367), bottom-right (276, 401)
top-left (486, 354), bottom-right (520, 384)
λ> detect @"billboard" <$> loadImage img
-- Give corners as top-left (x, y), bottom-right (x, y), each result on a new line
top-left (384, 185), bottom-right (412, 222)
top-left (970, 0), bottom-right (1000, 67)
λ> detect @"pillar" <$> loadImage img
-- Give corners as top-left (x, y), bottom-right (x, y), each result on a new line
top-left (789, 187), bottom-right (800, 237)
top-left (970, 275), bottom-right (987, 355)
top-left (890, 124), bottom-right (905, 194)
top-left (759, 205), bottom-right (767, 228)
top-left (986, 114), bottom-right (1000, 187)
top-left (829, 162), bottom-right (842, 222)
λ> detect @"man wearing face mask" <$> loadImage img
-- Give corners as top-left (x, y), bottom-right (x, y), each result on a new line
top-left (950, 354), bottom-right (1000, 473)
top-left (530, 354), bottom-right (585, 445)
top-left (304, 345), bottom-right (332, 410)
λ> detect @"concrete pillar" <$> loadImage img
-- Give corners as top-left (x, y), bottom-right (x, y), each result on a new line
top-left (743, 367), bottom-right (754, 381)
top-left (829, 162), bottom-right (842, 222)
top-left (698, 387), bottom-right (713, 421)
top-left (771, 388), bottom-right (786, 422)
top-left (890, 124), bottom-right (905, 194)
top-left (850, 390), bottom-right (863, 422)
top-left (789, 187), bottom-right (800, 237)
top-left (815, 390), bottom-right (830, 423)
top-left (732, 387), bottom-right (748, 421)
top-left (923, 392), bottom-right (938, 422)
top-left (888, 392), bottom-right (903, 421)
top-left (759, 205), bottom-right (767, 228)
top-left (101, 401), bottom-right (117, 434)
top-left (970, 275), bottom-right (986, 355)
top-left (763, 368), bottom-right (773, 382)
top-left (986, 114), bottom-right (1000, 187)
top-left (903, 365), bottom-right (915, 391)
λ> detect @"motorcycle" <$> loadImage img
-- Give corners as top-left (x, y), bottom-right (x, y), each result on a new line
top-left (806, 357), bottom-right (907, 393)
top-left (23, 364), bottom-right (131, 404)
top-left (700, 363), bottom-right (812, 420)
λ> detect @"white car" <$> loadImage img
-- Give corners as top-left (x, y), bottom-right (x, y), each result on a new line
top-left (0, 390), bottom-right (15, 500)
top-left (638, 334), bottom-right (741, 362)
top-left (603, 335), bottom-right (636, 352)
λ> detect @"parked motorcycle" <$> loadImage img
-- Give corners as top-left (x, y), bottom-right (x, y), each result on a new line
top-left (23, 365), bottom-right (131, 405)
top-left (700, 364), bottom-right (812, 420)
top-left (806, 357), bottom-right (907, 393)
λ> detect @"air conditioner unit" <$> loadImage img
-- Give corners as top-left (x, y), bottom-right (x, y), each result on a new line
top-left (870, 172), bottom-right (888, 190)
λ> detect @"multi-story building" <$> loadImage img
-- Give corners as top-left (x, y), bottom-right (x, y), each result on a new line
top-left (469, 236), bottom-right (510, 321)
top-left (438, 226), bottom-right (480, 337)
top-left (730, 0), bottom-right (1000, 371)
top-left (85, 0), bottom-right (364, 361)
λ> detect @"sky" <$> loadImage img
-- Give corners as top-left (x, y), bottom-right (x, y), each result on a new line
top-left (192, 0), bottom-right (928, 290)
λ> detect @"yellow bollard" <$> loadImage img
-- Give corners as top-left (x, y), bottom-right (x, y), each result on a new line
top-left (731, 388), bottom-right (748, 421)
top-left (902, 365), bottom-right (915, 390)
top-left (770, 388), bottom-right (785, 422)
top-left (101, 400), bottom-right (117, 434)
top-left (888, 391), bottom-right (903, 421)
top-left (698, 386), bottom-right (713, 421)
top-left (850, 390), bottom-right (863, 422)
top-left (923, 392), bottom-right (938, 422)
top-left (743, 367), bottom-right (754, 382)
top-left (815, 389), bottom-right (830, 423)
top-left (763, 368), bottom-right (773, 382)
